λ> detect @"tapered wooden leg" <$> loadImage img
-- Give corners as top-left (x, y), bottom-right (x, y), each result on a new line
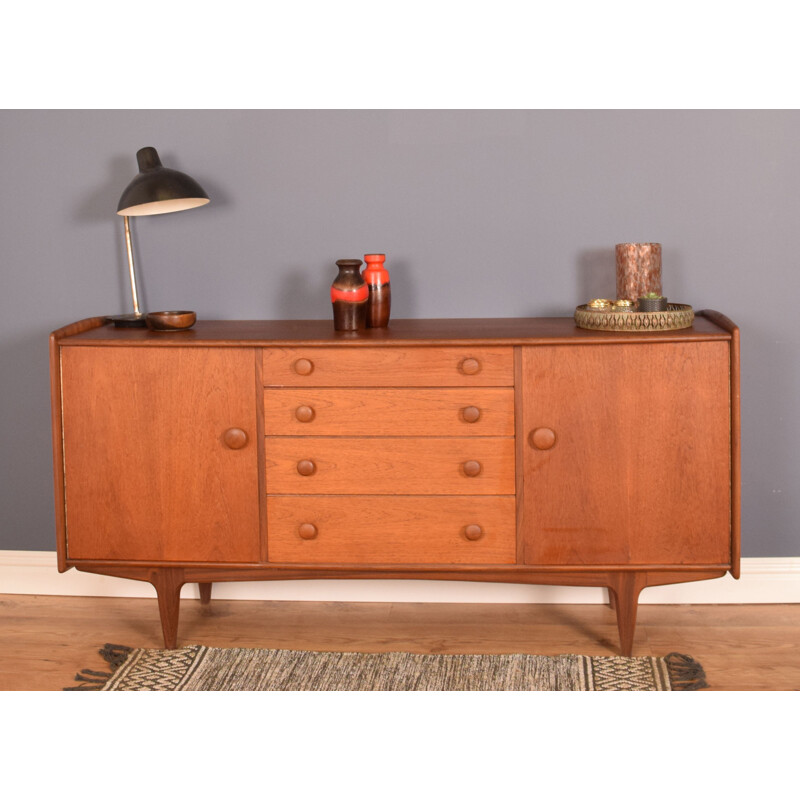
top-left (608, 572), bottom-right (646, 656)
top-left (199, 582), bottom-right (212, 605)
top-left (150, 568), bottom-right (184, 649)
top-left (607, 588), bottom-right (617, 610)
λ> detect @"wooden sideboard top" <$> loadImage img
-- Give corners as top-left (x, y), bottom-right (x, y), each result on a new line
top-left (54, 313), bottom-right (735, 346)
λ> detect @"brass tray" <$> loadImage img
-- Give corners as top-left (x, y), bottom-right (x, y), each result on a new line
top-left (574, 303), bottom-right (694, 332)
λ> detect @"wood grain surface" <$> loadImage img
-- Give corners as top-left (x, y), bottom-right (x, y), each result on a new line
top-left (57, 315), bottom-right (733, 347)
top-left (50, 316), bottom-right (109, 571)
top-left (521, 342), bottom-right (732, 566)
top-left (265, 436), bottom-right (516, 495)
top-left (267, 495), bottom-right (516, 564)
top-left (60, 347), bottom-right (261, 562)
top-left (50, 314), bottom-right (739, 654)
top-left (699, 311), bottom-right (742, 578)
top-left (4, 596), bottom-right (797, 691)
top-left (262, 346), bottom-right (515, 387)
top-left (263, 387), bottom-right (515, 436)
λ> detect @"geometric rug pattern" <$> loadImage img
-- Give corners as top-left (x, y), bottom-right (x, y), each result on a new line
top-left (67, 645), bottom-right (707, 691)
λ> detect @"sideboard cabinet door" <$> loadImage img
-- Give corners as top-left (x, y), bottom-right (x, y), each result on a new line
top-left (521, 342), bottom-right (732, 567)
top-left (60, 346), bottom-right (261, 563)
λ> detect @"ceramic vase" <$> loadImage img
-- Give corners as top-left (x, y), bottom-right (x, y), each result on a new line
top-left (362, 253), bottom-right (391, 328)
top-left (331, 259), bottom-right (368, 331)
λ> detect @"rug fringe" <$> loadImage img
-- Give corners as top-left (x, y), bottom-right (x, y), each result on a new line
top-left (99, 643), bottom-right (134, 668)
top-left (665, 652), bottom-right (708, 691)
top-left (63, 644), bottom-right (133, 691)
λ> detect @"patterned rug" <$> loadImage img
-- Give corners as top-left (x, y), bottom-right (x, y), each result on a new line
top-left (66, 644), bottom-right (707, 691)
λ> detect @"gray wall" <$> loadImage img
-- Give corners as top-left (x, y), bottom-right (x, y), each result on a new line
top-left (1, 110), bottom-right (797, 556)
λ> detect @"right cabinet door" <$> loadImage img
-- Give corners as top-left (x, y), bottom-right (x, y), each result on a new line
top-left (521, 342), bottom-right (732, 567)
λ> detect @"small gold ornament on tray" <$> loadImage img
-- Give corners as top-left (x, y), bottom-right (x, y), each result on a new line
top-left (575, 302), bottom-right (694, 331)
top-left (587, 298), bottom-right (614, 310)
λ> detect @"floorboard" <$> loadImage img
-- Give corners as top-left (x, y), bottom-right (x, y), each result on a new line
top-left (1, 594), bottom-right (798, 690)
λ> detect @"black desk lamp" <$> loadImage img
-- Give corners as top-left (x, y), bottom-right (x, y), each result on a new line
top-left (109, 146), bottom-right (210, 327)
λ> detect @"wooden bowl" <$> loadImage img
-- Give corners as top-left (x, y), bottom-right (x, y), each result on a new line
top-left (145, 310), bottom-right (197, 331)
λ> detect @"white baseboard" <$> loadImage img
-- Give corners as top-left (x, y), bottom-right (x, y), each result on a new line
top-left (1, 551), bottom-right (799, 604)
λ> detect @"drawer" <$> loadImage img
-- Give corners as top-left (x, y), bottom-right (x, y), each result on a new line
top-left (264, 388), bottom-right (515, 436)
top-left (262, 346), bottom-right (514, 387)
top-left (267, 495), bottom-right (516, 564)
top-left (265, 437), bottom-right (516, 495)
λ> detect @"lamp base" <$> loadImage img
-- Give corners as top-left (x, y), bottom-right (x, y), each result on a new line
top-left (107, 313), bottom-right (147, 328)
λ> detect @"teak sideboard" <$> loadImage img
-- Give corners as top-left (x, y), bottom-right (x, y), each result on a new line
top-left (49, 314), bottom-right (740, 655)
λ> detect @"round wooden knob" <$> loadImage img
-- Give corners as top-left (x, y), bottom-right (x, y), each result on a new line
top-left (463, 460), bottom-right (482, 477)
top-left (459, 357), bottom-right (481, 375)
top-left (530, 427), bottom-right (557, 450)
top-left (293, 358), bottom-right (314, 376)
top-left (296, 459), bottom-right (317, 476)
top-left (222, 428), bottom-right (248, 449)
top-left (464, 524), bottom-right (484, 541)
top-left (295, 405), bottom-right (315, 423)
top-left (462, 406), bottom-right (481, 423)
top-left (298, 523), bottom-right (318, 540)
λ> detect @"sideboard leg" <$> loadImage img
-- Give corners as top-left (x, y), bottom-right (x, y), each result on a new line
top-left (607, 588), bottom-right (617, 610)
top-left (150, 568), bottom-right (184, 649)
top-left (608, 572), bottom-right (646, 657)
top-left (199, 582), bottom-right (212, 605)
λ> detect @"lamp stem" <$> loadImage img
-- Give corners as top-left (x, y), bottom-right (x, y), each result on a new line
top-left (123, 215), bottom-right (141, 316)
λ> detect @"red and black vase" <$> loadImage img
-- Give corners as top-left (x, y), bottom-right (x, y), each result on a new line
top-left (362, 253), bottom-right (391, 328)
top-left (331, 259), bottom-right (368, 331)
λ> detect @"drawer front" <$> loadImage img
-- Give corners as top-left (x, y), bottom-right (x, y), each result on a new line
top-left (262, 346), bottom-right (514, 387)
top-left (266, 437), bottom-right (515, 495)
top-left (264, 388), bottom-right (515, 436)
top-left (267, 496), bottom-right (516, 564)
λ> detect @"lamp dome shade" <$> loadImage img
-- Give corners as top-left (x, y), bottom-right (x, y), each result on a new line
top-left (116, 146), bottom-right (210, 216)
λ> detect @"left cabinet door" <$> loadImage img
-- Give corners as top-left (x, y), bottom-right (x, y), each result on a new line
top-left (60, 346), bottom-right (261, 563)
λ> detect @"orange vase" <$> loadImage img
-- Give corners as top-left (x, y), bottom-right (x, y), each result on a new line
top-left (362, 253), bottom-right (391, 328)
top-left (330, 259), bottom-right (368, 331)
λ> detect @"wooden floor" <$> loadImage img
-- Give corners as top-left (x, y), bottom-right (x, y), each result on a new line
top-left (1, 593), bottom-right (798, 690)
